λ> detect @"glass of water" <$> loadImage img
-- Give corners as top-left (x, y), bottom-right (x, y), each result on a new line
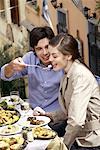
top-left (10, 91), bottom-right (20, 104)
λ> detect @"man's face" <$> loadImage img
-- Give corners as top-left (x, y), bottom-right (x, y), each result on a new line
top-left (34, 38), bottom-right (50, 66)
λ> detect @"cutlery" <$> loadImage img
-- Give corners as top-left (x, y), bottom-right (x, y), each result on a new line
top-left (25, 64), bottom-right (52, 70)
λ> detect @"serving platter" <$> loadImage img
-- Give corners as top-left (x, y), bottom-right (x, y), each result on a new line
top-left (32, 127), bottom-right (57, 139)
top-left (0, 96), bottom-right (23, 105)
top-left (0, 125), bottom-right (22, 136)
top-left (0, 134), bottom-right (27, 150)
top-left (0, 108), bottom-right (20, 127)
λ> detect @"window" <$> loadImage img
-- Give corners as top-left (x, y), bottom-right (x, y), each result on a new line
top-left (72, 0), bottom-right (80, 6)
top-left (72, 0), bottom-right (83, 11)
top-left (57, 8), bottom-right (68, 34)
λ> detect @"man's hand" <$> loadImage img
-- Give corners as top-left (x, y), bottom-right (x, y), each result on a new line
top-left (9, 57), bottom-right (26, 72)
top-left (4, 57), bottom-right (26, 78)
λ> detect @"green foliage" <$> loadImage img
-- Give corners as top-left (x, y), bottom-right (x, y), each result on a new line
top-left (95, 1), bottom-right (100, 11)
top-left (0, 47), bottom-right (26, 99)
top-left (95, 1), bottom-right (100, 24)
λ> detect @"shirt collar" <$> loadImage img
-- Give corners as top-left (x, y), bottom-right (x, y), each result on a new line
top-left (66, 59), bottom-right (80, 78)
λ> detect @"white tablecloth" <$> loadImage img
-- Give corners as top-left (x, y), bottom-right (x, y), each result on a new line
top-left (0, 96), bottom-right (52, 150)
top-left (25, 139), bottom-right (51, 150)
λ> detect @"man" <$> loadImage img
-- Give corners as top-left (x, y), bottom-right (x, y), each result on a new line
top-left (1, 26), bottom-right (63, 112)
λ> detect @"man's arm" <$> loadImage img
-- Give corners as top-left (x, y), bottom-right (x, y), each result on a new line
top-left (4, 63), bottom-right (15, 78)
top-left (4, 57), bottom-right (26, 78)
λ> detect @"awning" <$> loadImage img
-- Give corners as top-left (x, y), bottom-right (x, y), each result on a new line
top-left (20, 20), bottom-right (35, 32)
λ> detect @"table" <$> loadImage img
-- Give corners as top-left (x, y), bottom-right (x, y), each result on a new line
top-left (0, 96), bottom-right (52, 150)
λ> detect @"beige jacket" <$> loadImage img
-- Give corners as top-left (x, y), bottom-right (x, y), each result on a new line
top-left (52, 60), bottom-right (100, 149)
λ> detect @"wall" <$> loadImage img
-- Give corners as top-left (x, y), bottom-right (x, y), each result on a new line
top-left (0, 0), bottom-right (4, 10)
top-left (62, 1), bottom-right (89, 64)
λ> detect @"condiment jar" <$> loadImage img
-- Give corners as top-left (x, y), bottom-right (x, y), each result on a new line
top-left (27, 128), bottom-right (34, 142)
top-left (22, 127), bottom-right (28, 140)
top-left (21, 102), bottom-right (30, 110)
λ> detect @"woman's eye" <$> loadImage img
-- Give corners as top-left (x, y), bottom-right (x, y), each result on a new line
top-left (53, 56), bottom-right (57, 58)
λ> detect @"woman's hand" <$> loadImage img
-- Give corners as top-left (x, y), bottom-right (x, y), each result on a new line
top-left (33, 107), bottom-right (45, 116)
top-left (32, 107), bottom-right (53, 121)
top-left (45, 112), bottom-right (53, 120)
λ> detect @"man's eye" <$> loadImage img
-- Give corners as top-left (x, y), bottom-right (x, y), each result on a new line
top-left (36, 47), bottom-right (42, 51)
top-left (45, 45), bottom-right (48, 49)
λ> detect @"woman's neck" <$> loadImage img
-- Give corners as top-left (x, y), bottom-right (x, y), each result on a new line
top-left (64, 60), bottom-right (73, 74)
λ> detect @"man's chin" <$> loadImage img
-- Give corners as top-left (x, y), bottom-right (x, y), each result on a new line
top-left (42, 60), bottom-right (50, 66)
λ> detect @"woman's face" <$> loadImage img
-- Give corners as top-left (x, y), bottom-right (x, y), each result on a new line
top-left (49, 45), bottom-right (70, 71)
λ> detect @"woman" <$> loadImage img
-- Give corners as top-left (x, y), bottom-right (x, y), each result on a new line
top-left (43, 33), bottom-right (100, 150)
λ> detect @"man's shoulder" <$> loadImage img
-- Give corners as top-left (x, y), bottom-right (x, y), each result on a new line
top-left (23, 51), bottom-right (36, 59)
top-left (24, 51), bottom-right (34, 56)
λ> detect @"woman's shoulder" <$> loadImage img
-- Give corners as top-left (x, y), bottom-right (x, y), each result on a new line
top-left (72, 61), bottom-right (94, 80)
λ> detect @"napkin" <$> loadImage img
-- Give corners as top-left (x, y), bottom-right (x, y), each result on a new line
top-left (46, 136), bottom-right (68, 150)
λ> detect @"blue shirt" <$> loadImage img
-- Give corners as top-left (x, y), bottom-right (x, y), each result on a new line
top-left (1, 51), bottom-right (64, 112)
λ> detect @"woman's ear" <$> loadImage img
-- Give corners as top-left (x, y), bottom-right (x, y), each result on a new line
top-left (66, 55), bottom-right (72, 61)
top-left (67, 55), bottom-right (72, 61)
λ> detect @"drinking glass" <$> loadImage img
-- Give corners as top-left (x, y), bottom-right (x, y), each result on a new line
top-left (10, 91), bottom-right (20, 104)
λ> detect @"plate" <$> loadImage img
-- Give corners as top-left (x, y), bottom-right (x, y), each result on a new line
top-left (0, 109), bottom-right (20, 127)
top-left (0, 134), bottom-right (27, 150)
top-left (32, 127), bottom-right (57, 139)
top-left (0, 125), bottom-right (22, 136)
top-left (18, 116), bottom-right (51, 127)
top-left (0, 96), bottom-right (23, 105)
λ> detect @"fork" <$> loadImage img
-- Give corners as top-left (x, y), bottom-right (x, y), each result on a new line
top-left (25, 64), bottom-right (52, 70)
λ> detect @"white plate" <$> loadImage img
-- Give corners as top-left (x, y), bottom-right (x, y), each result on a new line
top-left (0, 125), bottom-right (22, 136)
top-left (0, 96), bottom-right (10, 102)
top-left (0, 96), bottom-right (23, 105)
top-left (18, 116), bottom-right (51, 127)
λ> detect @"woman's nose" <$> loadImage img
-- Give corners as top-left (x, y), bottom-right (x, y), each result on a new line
top-left (49, 55), bottom-right (53, 61)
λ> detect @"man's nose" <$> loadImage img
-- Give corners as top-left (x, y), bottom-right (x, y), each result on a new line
top-left (43, 48), bottom-right (49, 55)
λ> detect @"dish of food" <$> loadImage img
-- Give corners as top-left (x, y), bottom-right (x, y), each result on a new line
top-left (0, 96), bottom-right (23, 106)
top-left (0, 108), bottom-right (20, 127)
top-left (18, 116), bottom-right (51, 127)
top-left (27, 116), bottom-right (45, 125)
top-left (0, 125), bottom-right (22, 136)
top-left (32, 127), bottom-right (57, 139)
top-left (0, 135), bottom-right (26, 150)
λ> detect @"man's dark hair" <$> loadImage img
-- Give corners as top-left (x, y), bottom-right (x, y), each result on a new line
top-left (30, 26), bottom-right (55, 49)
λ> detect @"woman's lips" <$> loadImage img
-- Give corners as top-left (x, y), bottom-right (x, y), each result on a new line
top-left (52, 64), bottom-right (57, 68)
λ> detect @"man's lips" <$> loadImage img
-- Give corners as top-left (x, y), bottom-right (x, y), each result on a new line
top-left (42, 56), bottom-right (49, 61)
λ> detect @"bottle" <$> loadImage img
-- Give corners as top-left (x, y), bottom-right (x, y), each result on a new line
top-left (22, 127), bottom-right (28, 140)
top-left (27, 128), bottom-right (34, 142)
